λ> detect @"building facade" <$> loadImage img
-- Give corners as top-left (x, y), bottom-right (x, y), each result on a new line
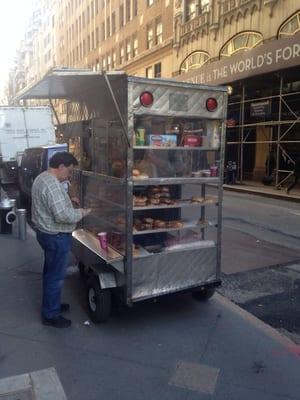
top-left (10, 0), bottom-right (300, 188)
top-left (175, 0), bottom-right (300, 187)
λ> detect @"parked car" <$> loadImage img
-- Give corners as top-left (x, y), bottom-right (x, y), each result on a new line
top-left (18, 143), bottom-right (68, 203)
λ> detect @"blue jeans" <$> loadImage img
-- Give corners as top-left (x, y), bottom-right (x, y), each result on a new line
top-left (36, 230), bottom-right (72, 319)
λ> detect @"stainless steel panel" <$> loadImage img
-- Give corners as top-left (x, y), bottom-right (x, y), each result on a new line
top-left (129, 81), bottom-right (226, 119)
top-left (131, 247), bottom-right (217, 301)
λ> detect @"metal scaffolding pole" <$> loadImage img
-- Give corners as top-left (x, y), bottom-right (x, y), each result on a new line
top-left (240, 84), bottom-right (245, 183)
top-left (275, 76), bottom-right (283, 188)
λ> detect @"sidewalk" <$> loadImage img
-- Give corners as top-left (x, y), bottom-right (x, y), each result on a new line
top-left (224, 180), bottom-right (300, 202)
top-left (1, 227), bottom-right (300, 399)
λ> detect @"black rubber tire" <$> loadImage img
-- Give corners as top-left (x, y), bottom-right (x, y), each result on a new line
top-left (192, 287), bottom-right (216, 301)
top-left (86, 276), bottom-right (112, 323)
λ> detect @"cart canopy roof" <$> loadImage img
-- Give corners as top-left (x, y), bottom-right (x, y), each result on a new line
top-left (16, 68), bottom-right (227, 102)
top-left (15, 68), bottom-right (127, 101)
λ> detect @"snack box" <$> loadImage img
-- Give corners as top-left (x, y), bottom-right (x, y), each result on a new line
top-left (148, 134), bottom-right (177, 147)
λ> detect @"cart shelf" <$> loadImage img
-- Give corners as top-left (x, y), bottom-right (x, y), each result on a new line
top-left (133, 220), bottom-right (214, 235)
top-left (133, 240), bottom-right (216, 259)
top-left (133, 146), bottom-right (219, 151)
top-left (72, 229), bottom-right (124, 263)
top-left (133, 199), bottom-right (217, 211)
top-left (133, 177), bottom-right (219, 186)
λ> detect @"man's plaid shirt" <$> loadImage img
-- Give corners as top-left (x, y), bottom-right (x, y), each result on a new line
top-left (32, 171), bottom-right (83, 234)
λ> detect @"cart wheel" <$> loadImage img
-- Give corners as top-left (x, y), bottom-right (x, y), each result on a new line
top-left (86, 276), bottom-right (112, 323)
top-left (192, 287), bottom-right (216, 301)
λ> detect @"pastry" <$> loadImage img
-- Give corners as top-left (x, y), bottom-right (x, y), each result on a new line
top-left (149, 198), bottom-right (160, 205)
top-left (134, 174), bottom-right (149, 179)
top-left (133, 195), bottom-right (148, 206)
top-left (167, 220), bottom-right (183, 228)
top-left (191, 196), bottom-right (205, 203)
top-left (149, 186), bottom-right (160, 194)
top-left (133, 168), bottom-right (140, 177)
top-left (161, 198), bottom-right (172, 204)
top-left (161, 186), bottom-right (170, 193)
top-left (154, 220), bottom-right (166, 228)
top-left (160, 192), bottom-right (170, 198)
top-left (144, 217), bottom-right (154, 224)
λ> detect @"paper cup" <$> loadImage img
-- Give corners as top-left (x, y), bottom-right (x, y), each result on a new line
top-left (97, 232), bottom-right (108, 251)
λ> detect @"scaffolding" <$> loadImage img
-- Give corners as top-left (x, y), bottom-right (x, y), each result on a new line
top-left (226, 74), bottom-right (300, 189)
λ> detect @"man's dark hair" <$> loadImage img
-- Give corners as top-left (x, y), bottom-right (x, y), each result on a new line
top-left (49, 152), bottom-right (78, 168)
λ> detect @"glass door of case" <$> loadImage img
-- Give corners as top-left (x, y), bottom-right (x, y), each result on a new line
top-left (131, 115), bottom-right (222, 257)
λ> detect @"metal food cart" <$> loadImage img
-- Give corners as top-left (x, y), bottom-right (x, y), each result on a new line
top-left (17, 69), bottom-right (228, 322)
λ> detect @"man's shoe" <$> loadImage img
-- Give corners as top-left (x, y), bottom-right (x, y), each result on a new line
top-left (60, 303), bottom-right (70, 313)
top-left (43, 315), bottom-right (72, 328)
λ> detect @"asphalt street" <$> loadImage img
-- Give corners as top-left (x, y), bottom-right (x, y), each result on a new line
top-left (220, 190), bottom-right (300, 342)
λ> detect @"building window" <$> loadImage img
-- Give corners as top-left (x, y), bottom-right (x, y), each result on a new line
top-left (120, 45), bottom-right (125, 64)
top-left (133, 36), bottom-right (138, 57)
top-left (102, 22), bottom-right (105, 40)
top-left (91, 1), bottom-right (94, 19)
top-left (96, 0), bottom-right (99, 14)
top-left (126, 0), bottom-right (131, 22)
top-left (119, 4), bottom-right (124, 28)
top-left (83, 40), bottom-right (86, 56)
top-left (279, 11), bottom-right (300, 38)
top-left (220, 31), bottom-right (263, 58)
top-left (180, 51), bottom-right (209, 73)
top-left (96, 27), bottom-right (99, 46)
top-left (133, 0), bottom-right (138, 17)
top-left (107, 55), bottom-right (111, 70)
top-left (112, 51), bottom-right (116, 68)
top-left (82, 11), bottom-right (85, 28)
top-left (106, 17), bottom-right (110, 37)
top-left (92, 31), bottom-right (95, 49)
top-left (147, 25), bottom-right (153, 49)
top-left (126, 40), bottom-right (131, 61)
top-left (186, 0), bottom-right (196, 21)
top-left (147, 0), bottom-right (154, 6)
top-left (87, 6), bottom-right (90, 24)
top-left (87, 35), bottom-right (91, 52)
top-left (154, 62), bottom-right (161, 78)
top-left (156, 19), bottom-right (162, 44)
top-left (103, 57), bottom-right (106, 70)
top-left (146, 66), bottom-right (153, 78)
top-left (112, 12), bottom-right (116, 34)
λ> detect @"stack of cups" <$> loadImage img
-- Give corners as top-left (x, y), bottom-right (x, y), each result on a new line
top-left (98, 232), bottom-right (108, 251)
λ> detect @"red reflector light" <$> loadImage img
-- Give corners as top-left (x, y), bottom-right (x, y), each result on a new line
top-left (140, 91), bottom-right (154, 107)
top-left (206, 97), bottom-right (218, 112)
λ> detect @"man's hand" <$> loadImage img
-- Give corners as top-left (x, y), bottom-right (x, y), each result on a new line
top-left (71, 196), bottom-right (81, 206)
top-left (81, 208), bottom-right (92, 217)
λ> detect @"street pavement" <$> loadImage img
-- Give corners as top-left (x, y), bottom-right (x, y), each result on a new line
top-left (1, 222), bottom-right (300, 399)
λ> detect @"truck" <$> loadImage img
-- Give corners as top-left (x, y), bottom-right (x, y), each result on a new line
top-left (0, 106), bottom-right (56, 183)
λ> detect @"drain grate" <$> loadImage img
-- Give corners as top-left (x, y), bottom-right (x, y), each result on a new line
top-left (0, 388), bottom-right (34, 400)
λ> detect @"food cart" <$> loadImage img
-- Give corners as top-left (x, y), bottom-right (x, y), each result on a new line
top-left (17, 69), bottom-right (228, 322)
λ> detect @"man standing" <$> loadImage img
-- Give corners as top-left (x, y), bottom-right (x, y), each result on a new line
top-left (32, 152), bottom-right (91, 328)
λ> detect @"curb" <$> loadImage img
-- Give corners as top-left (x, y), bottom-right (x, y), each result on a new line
top-left (215, 293), bottom-right (296, 348)
top-left (223, 184), bottom-right (300, 203)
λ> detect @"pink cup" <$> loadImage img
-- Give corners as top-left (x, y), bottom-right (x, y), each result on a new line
top-left (98, 232), bottom-right (108, 251)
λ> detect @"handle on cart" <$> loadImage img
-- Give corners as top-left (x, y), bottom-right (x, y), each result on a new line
top-left (103, 72), bottom-right (131, 148)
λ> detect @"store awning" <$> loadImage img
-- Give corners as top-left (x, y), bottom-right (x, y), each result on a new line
top-left (15, 68), bottom-right (126, 101)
